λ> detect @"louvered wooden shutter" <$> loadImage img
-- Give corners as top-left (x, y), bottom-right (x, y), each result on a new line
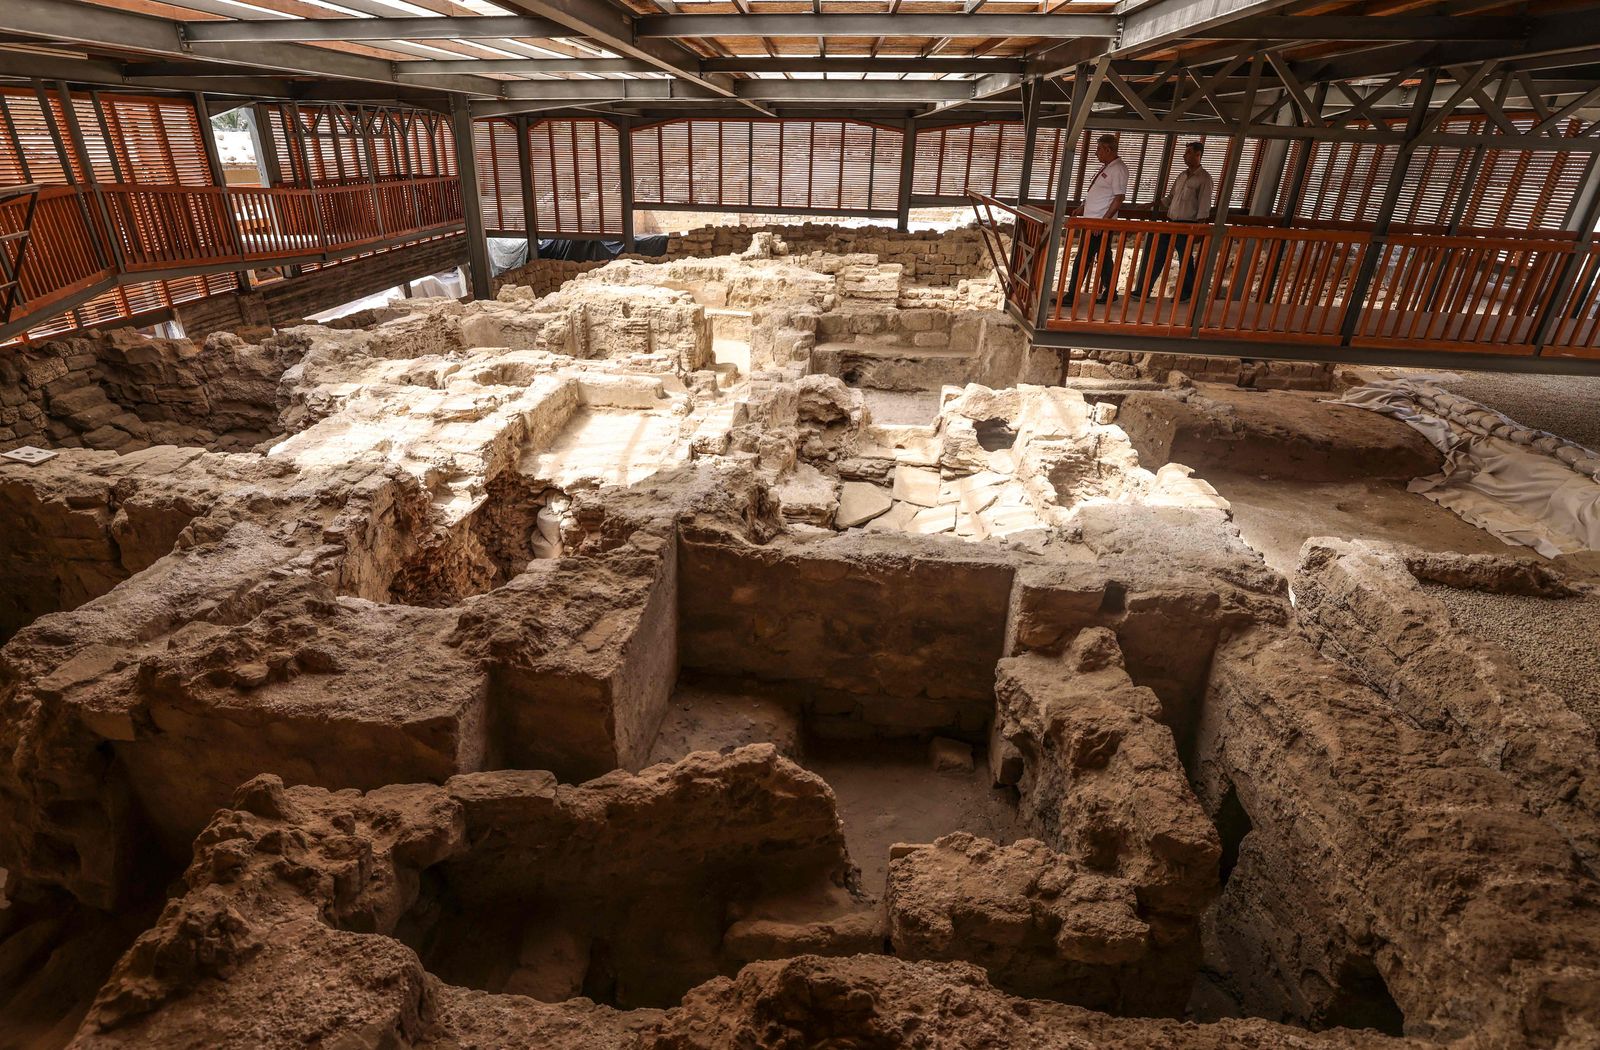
top-left (0, 88), bottom-right (82, 186)
top-left (473, 118), bottom-right (523, 231)
top-left (524, 119), bottom-right (621, 235)
top-left (913, 122), bottom-right (1074, 203)
top-left (634, 118), bottom-right (902, 214)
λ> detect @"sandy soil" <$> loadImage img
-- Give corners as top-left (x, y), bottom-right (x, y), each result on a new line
top-left (801, 739), bottom-right (1024, 897)
top-left (1423, 584), bottom-right (1600, 734)
top-left (646, 683), bottom-right (802, 766)
top-left (1208, 471), bottom-right (1518, 573)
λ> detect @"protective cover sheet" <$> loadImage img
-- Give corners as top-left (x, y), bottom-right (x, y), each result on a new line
top-left (1336, 378), bottom-right (1600, 557)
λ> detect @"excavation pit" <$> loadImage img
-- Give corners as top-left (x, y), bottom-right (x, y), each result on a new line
top-left (4, 242), bottom-right (1600, 1050)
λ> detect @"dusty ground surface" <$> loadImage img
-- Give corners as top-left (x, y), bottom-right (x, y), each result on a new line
top-left (803, 739), bottom-right (1025, 893)
top-left (2, 235), bottom-right (1599, 1050)
top-left (1424, 584), bottom-right (1600, 732)
top-left (1442, 371), bottom-right (1600, 452)
top-left (1210, 473), bottom-right (1519, 571)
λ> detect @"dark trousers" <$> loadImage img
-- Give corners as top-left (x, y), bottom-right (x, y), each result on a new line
top-left (1063, 231), bottom-right (1118, 304)
top-left (1135, 231), bottom-right (1200, 300)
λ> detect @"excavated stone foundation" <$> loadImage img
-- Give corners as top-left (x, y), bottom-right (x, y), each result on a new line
top-left (2, 232), bottom-right (1598, 1050)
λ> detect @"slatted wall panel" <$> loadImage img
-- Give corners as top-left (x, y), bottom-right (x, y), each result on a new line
top-left (912, 122), bottom-right (1066, 201)
top-left (96, 95), bottom-right (213, 186)
top-left (24, 273), bottom-right (237, 341)
top-left (633, 119), bottom-right (901, 214)
top-left (525, 119), bottom-right (622, 235)
top-left (263, 105), bottom-right (455, 188)
top-left (473, 118), bottom-right (525, 232)
top-left (1279, 116), bottom-right (1589, 233)
top-left (0, 88), bottom-right (83, 185)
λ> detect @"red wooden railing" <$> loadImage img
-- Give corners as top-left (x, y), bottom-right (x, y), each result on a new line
top-left (0, 187), bottom-right (113, 321)
top-left (5, 176), bottom-right (464, 339)
top-left (973, 196), bottom-right (1600, 360)
top-left (1047, 218), bottom-right (1219, 337)
top-left (1356, 234), bottom-right (1573, 354)
top-left (1204, 227), bottom-right (1367, 345)
top-left (1546, 244), bottom-right (1600, 359)
top-left (970, 192), bottom-right (1050, 319)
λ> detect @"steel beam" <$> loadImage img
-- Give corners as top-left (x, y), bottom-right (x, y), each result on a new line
top-left (897, 117), bottom-right (917, 233)
top-left (482, 79), bottom-right (977, 107)
top-left (738, 80), bottom-right (972, 102)
top-left (0, 52), bottom-right (293, 98)
top-left (474, 0), bottom-right (761, 115)
top-left (1338, 69), bottom-right (1439, 343)
top-left (1024, 326), bottom-right (1600, 377)
top-left (182, 16), bottom-right (564, 43)
top-left (0, 1), bottom-right (502, 97)
top-left (450, 97), bottom-right (493, 301)
top-left (1199, 15), bottom-right (1531, 43)
top-left (701, 57), bottom-right (1025, 75)
top-left (1036, 57), bottom-right (1110, 329)
top-left (397, 58), bottom-right (659, 75)
top-left (1116, 0), bottom-right (1298, 54)
top-left (501, 80), bottom-right (690, 100)
top-left (516, 115), bottom-right (540, 259)
top-left (634, 14), bottom-right (1118, 38)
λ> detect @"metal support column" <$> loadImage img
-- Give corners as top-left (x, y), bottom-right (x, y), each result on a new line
top-left (355, 105), bottom-right (386, 238)
top-left (1189, 54), bottom-right (1264, 332)
top-left (1015, 79), bottom-right (1041, 210)
top-left (1275, 83), bottom-right (1326, 224)
top-left (516, 116), bottom-right (540, 260)
top-left (1338, 69), bottom-right (1441, 343)
top-left (1533, 154), bottom-right (1600, 351)
top-left (1249, 90), bottom-right (1291, 217)
top-left (451, 96), bottom-right (493, 300)
top-left (194, 92), bottom-right (251, 290)
top-left (287, 103), bottom-right (329, 264)
top-left (1035, 56), bottom-right (1110, 329)
top-left (896, 117), bottom-right (917, 232)
top-left (1445, 75), bottom-right (1510, 235)
top-left (617, 116), bottom-right (635, 252)
top-left (62, 85), bottom-right (125, 275)
top-left (249, 103), bottom-right (283, 187)
top-left (34, 81), bottom-right (109, 274)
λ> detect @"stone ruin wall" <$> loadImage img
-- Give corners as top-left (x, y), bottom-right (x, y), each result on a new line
top-left (0, 234), bottom-right (1597, 1050)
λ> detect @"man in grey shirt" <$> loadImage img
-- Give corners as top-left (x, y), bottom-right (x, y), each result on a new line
top-left (1133, 141), bottom-right (1214, 301)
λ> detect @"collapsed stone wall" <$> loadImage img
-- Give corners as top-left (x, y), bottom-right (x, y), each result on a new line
top-left (1070, 349), bottom-right (1338, 391)
top-left (493, 224), bottom-right (996, 300)
top-left (0, 329), bottom-right (284, 454)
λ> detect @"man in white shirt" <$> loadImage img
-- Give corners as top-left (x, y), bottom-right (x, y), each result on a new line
top-left (1063, 134), bottom-right (1130, 305)
top-left (1133, 141), bottom-right (1213, 301)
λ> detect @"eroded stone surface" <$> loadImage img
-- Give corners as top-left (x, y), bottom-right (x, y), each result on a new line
top-left (2, 238), bottom-right (1598, 1050)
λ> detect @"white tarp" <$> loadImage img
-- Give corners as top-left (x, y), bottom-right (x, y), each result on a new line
top-left (1335, 377), bottom-right (1600, 558)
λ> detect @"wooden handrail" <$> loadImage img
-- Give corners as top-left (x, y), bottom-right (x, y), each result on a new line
top-left (5, 176), bottom-right (465, 340)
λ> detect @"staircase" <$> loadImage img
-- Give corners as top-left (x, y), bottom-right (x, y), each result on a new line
top-left (0, 183), bottom-right (41, 329)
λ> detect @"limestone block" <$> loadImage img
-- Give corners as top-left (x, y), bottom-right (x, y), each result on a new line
top-left (908, 504), bottom-right (957, 535)
top-left (1196, 627), bottom-right (1600, 1044)
top-left (836, 481), bottom-right (892, 528)
top-left (863, 500), bottom-right (917, 533)
top-left (927, 736), bottom-right (974, 774)
top-left (775, 463), bottom-right (840, 528)
top-left (891, 464), bottom-right (941, 507)
top-left (994, 629), bottom-right (1219, 1014)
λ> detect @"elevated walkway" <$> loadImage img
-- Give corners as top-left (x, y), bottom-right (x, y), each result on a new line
top-left (0, 177), bottom-right (465, 345)
top-left (972, 193), bottom-right (1600, 375)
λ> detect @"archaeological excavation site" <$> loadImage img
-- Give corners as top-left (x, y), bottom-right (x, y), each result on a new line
top-left (6, 4), bottom-right (1600, 1050)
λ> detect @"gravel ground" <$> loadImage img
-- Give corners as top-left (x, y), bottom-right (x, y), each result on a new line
top-left (1437, 371), bottom-right (1600, 452)
top-left (1422, 583), bottom-right (1600, 732)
